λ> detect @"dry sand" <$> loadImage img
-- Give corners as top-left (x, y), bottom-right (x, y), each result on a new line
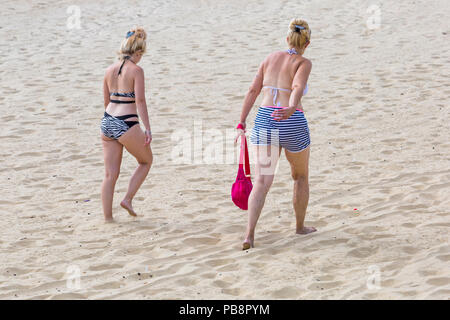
top-left (0, 0), bottom-right (449, 299)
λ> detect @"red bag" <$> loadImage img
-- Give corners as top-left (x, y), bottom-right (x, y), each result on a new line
top-left (231, 133), bottom-right (253, 210)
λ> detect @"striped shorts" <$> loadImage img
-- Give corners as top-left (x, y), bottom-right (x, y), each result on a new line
top-left (250, 106), bottom-right (311, 153)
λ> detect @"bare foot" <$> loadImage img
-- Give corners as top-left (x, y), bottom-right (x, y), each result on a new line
top-left (120, 199), bottom-right (137, 217)
top-left (242, 237), bottom-right (254, 250)
top-left (105, 217), bottom-right (115, 223)
top-left (296, 226), bottom-right (317, 235)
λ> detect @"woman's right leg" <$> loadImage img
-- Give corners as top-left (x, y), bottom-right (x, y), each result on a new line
top-left (244, 145), bottom-right (281, 249)
top-left (118, 125), bottom-right (153, 216)
top-left (285, 146), bottom-right (316, 234)
top-left (101, 135), bottom-right (124, 222)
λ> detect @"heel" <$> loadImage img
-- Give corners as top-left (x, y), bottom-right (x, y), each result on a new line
top-left (242, 241), bottom-right (252, 250)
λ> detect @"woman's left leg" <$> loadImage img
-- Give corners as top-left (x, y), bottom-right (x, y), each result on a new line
top-left (117, 125), bottom-right (153, 216)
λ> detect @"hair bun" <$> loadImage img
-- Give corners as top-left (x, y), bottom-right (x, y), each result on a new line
top-left (118, 27), bottom-right (147, 58)
top-left (131, 27), bottom-right (147, 40)
top-left (288, 19), bottom-right (310, 38)
top-left (290, 21), bottom-right (306, 32)
top-left (287, 19), bottom-right (311, 54)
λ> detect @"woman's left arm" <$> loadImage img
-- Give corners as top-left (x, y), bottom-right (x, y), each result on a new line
top-left (134, 67), bottom-right (152, 145)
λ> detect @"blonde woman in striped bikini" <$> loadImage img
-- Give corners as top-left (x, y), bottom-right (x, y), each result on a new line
top-left (100, 27), bottom-right (152, 222)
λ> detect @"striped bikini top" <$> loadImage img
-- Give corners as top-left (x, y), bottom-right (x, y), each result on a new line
top-left (109, 91), bottom-right (135, 104)
top-left (110, 92), bottom-right (135, 98)
top-left (262, 47), bottom-right (309, 107)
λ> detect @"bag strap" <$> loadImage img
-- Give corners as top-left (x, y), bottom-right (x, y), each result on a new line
top-left (239, 135), bottom-right (251, 177)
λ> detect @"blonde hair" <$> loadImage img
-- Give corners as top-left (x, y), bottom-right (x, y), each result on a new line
top-left (287, 19), bottom-right (311, 54)
top-left (118, 27), bottom-right (147, 60)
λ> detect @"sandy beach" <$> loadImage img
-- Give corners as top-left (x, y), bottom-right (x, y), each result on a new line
top-left (0, 0), bottom-right (449, 299)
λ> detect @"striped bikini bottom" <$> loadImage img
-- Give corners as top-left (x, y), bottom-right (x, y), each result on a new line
top-left (250, 106), bottom-right (310, 153)
top-left (100, 112), bottom-right (139, 140)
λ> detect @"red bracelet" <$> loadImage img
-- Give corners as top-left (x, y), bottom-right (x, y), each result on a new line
top-left (236, 123), bottom-right (245, 130)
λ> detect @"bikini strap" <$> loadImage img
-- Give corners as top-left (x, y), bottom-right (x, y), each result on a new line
top-left (109, 99), bottom-right (135, 104)
top-left (263, 86), bottom-right (291, 107)
top-left (116, 114), bottom-right (138, 120)
top-left (286, 48), bottom-right (298, 55)
top-left (118, 56), bottom-right (131, 75)
top-left (239, 134), bottom-right (251, 177)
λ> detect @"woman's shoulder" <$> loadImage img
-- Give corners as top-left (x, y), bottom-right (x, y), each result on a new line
top-left (261, 51), bottom-right (285, 65)
top-left (105, 61), bottom-right (119, 75)
top-left (299, 56), bottom-right (312, 67)
top-left (105, 60), bottom-right (144, 76)
top-left (125, 61), bottom-right (144, 75)
top-left (132, 63), bottom-right (144, 73)
top-left (267, 50), bottom-right (285, 59)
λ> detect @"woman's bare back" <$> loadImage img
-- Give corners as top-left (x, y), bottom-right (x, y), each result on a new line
top-left (260, 51), bottom-right (311, 108)
top-left (106, 61), bottom-right (137, 93)
top-left (104, 60), bottom-right (141, 116)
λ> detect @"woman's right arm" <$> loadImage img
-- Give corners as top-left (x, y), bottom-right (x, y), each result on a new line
top-left (134, 67), bottom-right (152, 145)
top-left (288, 59), bottom-right (312, 108)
